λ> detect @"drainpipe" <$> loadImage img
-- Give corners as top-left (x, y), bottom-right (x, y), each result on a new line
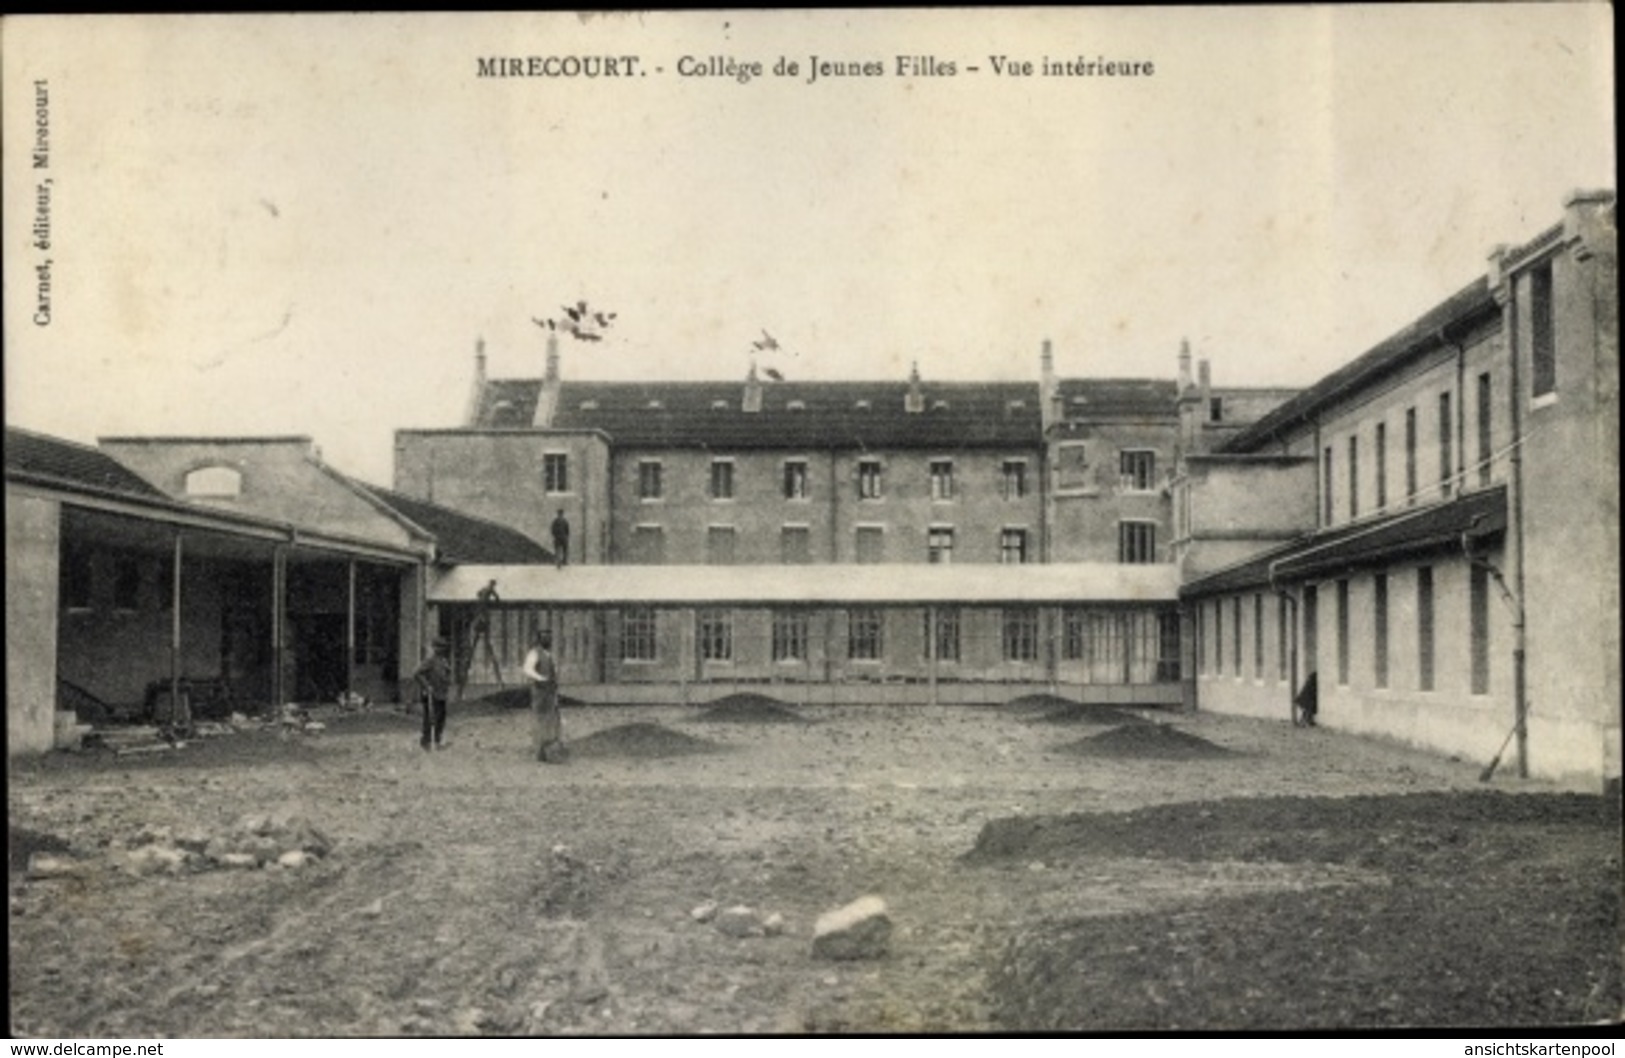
top-left (1502, 269), bottom-right (1530, 778)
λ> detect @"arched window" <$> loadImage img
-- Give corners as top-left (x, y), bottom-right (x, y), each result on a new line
top-left (184, 465), bottom-right (241, 499)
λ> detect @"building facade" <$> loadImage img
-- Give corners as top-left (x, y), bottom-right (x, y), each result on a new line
top-left (1176, 191), bottom-right (1618, 784)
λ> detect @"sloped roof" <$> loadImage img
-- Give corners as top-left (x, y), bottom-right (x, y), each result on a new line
top-left (347, 483), bottom-right (553, 565)
top-left (542, 380), bottom-right (1044, 449)
top-left (1219, 278), bottom-right (1500, 453)
top-left (1053, 378), bottom-right (1178, 420)
top-left (430, 560), bottom-right (1180, 606)
top-left (1181, 485), bottom-right (1508, 597)
top-left (5, 427), bottom-right (172, 500)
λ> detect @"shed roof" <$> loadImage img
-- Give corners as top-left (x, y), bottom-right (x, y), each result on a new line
top-left (360, 485), bottom-right (553, 565)
top-left (430, 561), bottom-right (1180, 607)
top-left (5, 427), bottom-right (172, 500)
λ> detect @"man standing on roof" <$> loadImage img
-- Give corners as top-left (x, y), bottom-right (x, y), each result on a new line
top-left (550, 509), bottom-right (570, 568)
top-left (524, 627), bottom-right (565, 762)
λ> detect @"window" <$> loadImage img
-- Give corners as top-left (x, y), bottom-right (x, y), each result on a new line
top-left (1002, 607), bottom-right (1039, 662)
top-left (1323, 445), bottom-right (1335, 524)
top-left (1196, 605), bottom-right (1206, 676)
top-left (354, 568), bottom-right (399, 668)
top-left (1000, 528), bottom-right (1028, 565)
top-left (1277, 594), bottom-right (1289, 682)
top-left (1056, 443), bottom-right (1089, 491)
top-left (1375, 422), bottom-right (1388, 511)
top-left (772, 611), bottom-right (808, 662)
top-left (1530, 262), bottom-right (1555, 397)
top-left (1157, 611), bottom-right (1182, 683)
top-left (1477, 372), bottom-right (1493, 487)
top-left (543, 453), bottom-right (569, 494)
top-left (1374, 573), bottom-right (1389, 689)
top-left (924, 608), bottom-right (961, 662)
top-left (1417, 566), bottom-right (1435, 691)
top-left (1209, 397), bottom-right (1224, 422)
top-left (709, 460), bottom-right (734, 500)
top-left (184, 465), bottom-right (241, 499)
top-left (1253, 592), bottom-right (1264, 679)
top-left (1214, 598), bottom-right (1224, 675)
top-left (629, 525), bottom-right (665, 565)
top-left (1118, 521), bottom-right (1156, 564)
top-left (637, 460), bottom-right (663, 501)
top-left (699, 609), bottom-right (733, 662)
top-left (855, 526), bottom-right (884, 564)
top-left (1404, 407), bottom-right (1419, 503)
top-left (1335, 579), bottom-right (1350, 686)
top-left (620, 608), bottom-right (657, 662)
top-left (780, 525), bottom-right (811, 565)
top-left (62, 546), bottom-right (94, 610)
top-left (1120, 450), bottom-right (1156, 492)
top-left (929, 460), bottom-right (955, 501)
top-left (1470, 564), bottom-right (1490, 694)
top-left (705, 526), bottom-right (736, 566)
top-left (1232, 596), bottom-right (1242, 675)
top-left (112, 555), bottom-right (141, 611)
top-left (1438, 392), bottom-right (1453, 495)
top-left (783, 460), bottom-right (809, 500)
top-left (857, 459), bottom-right (883, 500)
top-left (1001, 460), bottom-right (1028, 500)
top-left (848, 608), bottom-right (884, 661)
top-left (1347, 436), bottom-right (1359, 519)
top-left (927, 527), bottom-right (954, 564)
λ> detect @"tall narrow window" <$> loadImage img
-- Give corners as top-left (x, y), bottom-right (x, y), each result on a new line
top-left (1118, 522), bottom-right (1156, 564)
top-left (857, 459), bottom-right (883, 500)
top-left (1404, 408), bottom-right (1419, 503)
top-left (1000, 528), bottom-right (1028, 565)
top-left (1157, 611), bottom-right (1182, 683)
top-left (772, 611), bottom-right (808, 662)
top-left (780, 525), bottom-right (811, 565)
top-left (1347, 436), bottom-right (1360, 519)
top-left (1476, 372), bottom-right (1493, 487)
top-left (620, 608), bottom-right (657, 662)
top-left (1277, 594), bottom-right (1289, 682)
top-left (1119, 450), bottom-right (1156, 491)
top-left (927, 527), bottom-right (955, 564)
top-left (543, 453), bottom-right (570, 495)
top-left (705, 526), bottom-right (737, 565)
top-left (637, 461), bottom-right (663, 501)
top-left (929, 459), bottom-right (956, 501)
top-left (1253, 592), bottom-right (1264, 679)
top-left (1375, 422), bottom-right (1388, 511)
top-left (1056, 443), bottom-right (1089, 491)
top-left (1232, 596), bottom-right (1242, 675)
top-left (1374, 573), bottom-right (1389, 690)
top-left (1530, 262), bottom-right (1556, 397)
top-left (1195, 605), bottom-right (1206, 676)
top-left (1323, 445), bottom-right (1335, 524)
top-left (1001, 460), bottom-right (1028, 500)
top-left (1002, 607), bottom-right (1038, 662)
top-left (925, 608), bottom-right (961, 662)
top-left (1214, 598), bottom-right (1225, 675)
top-left (1470, 564), bottom-right (1490, 694)
top-left (783, 460), bottom-right (809, 500)
top-left (1335, 579), bottom-right (1350, 686)
top-left (709, 460), bottom-right (734, 500)
top-left (848, 608), bottom-right (884, 661)
top-left (699, 609), bottom-right (733, 662)
top-left (855, 526), bottom-right (884, 564)
top-left (1438, 392), bottom-right (1453, 496)
top-left (1417, 566), bottom-right (1435, 691)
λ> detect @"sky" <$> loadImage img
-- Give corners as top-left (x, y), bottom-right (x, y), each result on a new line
top-left (3, 8), bottom-right (1614, 486)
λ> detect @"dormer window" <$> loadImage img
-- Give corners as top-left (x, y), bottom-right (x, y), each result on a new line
top-left (1007, 400), bottom-right (1026, 411)
top-left (578, 399), bottom-right (599, 410)
top-left (855, 399), bottom-right (872, 410)
top-left (1070, 396), bottom-right (1089, 407)
top-left (932, 400), bottom-right (950, 411)
top-left (184, 465), bottom-right (241, 499)
top-left (787, 400), bottom-right (806, 412)
top-left (711, 399), bottom-right (729, 410)
top-left (647, 400), bottom-right (664, 410)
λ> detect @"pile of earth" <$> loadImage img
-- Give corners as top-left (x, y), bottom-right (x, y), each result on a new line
top-left (1003, 693), bottom-right (1078, 713)
top-left (1023, 702), bottom-right (1151, 726)
top-left (464, 688), bottom-right (584, 711)
top-left (693, 692), bottom-right (813, 725)
top-left (1050, 722), bottom-right (1234, 760)
top-left (567, 722), bottom-right (729, 760)
top-left (977, 791), bottom-right (1621, 1031)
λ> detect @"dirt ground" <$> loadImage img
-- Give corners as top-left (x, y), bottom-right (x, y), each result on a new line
top-left (8, 695), bottom-right (1622, 1036)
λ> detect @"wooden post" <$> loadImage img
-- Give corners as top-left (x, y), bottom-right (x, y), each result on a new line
top-left (170, 531), bottom-right (184, 729)
top-left (271, 545), bottom-right (287, 705)
top-left (927, 605), bottom-right (939, 707)
top-left (346, 560), bottom-right (357, 697)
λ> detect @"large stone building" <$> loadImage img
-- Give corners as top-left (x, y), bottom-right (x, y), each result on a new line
top-left (1177, 190), bottom-right (1618, 783)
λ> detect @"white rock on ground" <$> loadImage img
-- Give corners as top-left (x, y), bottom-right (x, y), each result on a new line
top-left (762, 912), bottom-right (786, 937)
top-left (26, 854), bottom-right (88, 880)
top-left (714, 905), bottom-right (761, 938)
top-left (689, 901), bottom-right (719, 923)
top-left (811, 895), bottom-right (891, 960)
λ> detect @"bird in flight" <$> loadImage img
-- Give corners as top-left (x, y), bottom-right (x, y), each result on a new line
top-left (533, 301), bottom-right (616, 342)
top-left (763, 367), bottom-right (785, 382)
top-left (752, 329), bottom-right (780, 353)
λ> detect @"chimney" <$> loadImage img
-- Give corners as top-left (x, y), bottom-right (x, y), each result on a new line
top-left (531, 335), bottom-right (562, 427)
top-left (905, 361), bottom-right (924, 414)
top-left (464, 336), bottom-right (488, 426)
top-left (1039, 339), bottom-right (1058, 432)
top-left (1198, 358), bottom-right (1216, 427)
top-left (1177, 339), bottom-right (1200, 453)
top-left (1563, 188), bottom-right (1614, 262)
top-left (1177, 338), bottom-right (1192, 392)
top-left (743, 362), bottom-right (763, 413)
